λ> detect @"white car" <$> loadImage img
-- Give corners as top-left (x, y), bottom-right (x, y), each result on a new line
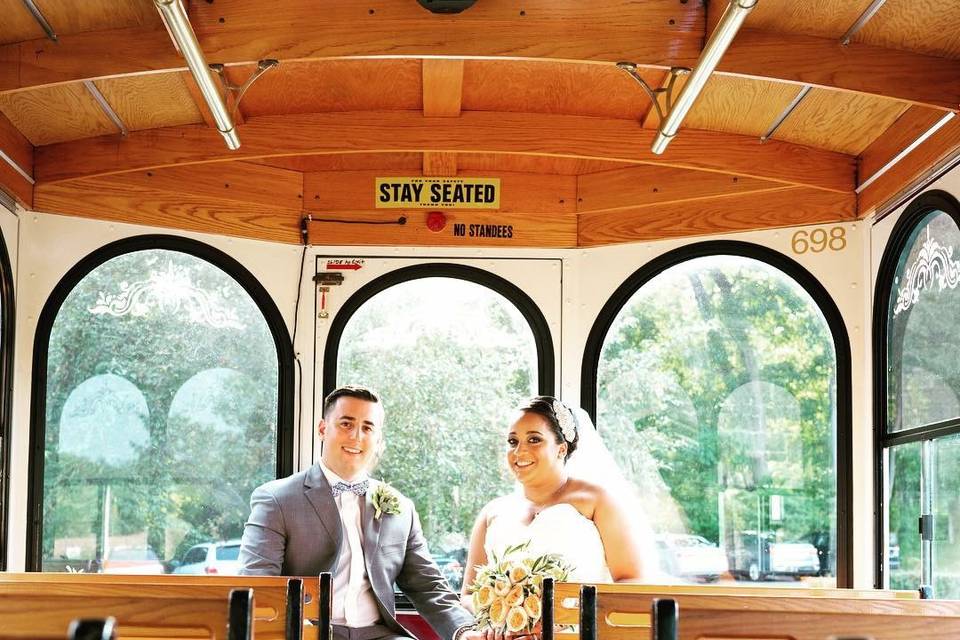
top-left (101, 547), bottom-right (165, 575)
top-left (768, 542), bottom-right (821, 577)
top-left (656, 534), bottom-right (729, 582)
top-left (172, 540), bottom-right (242, 575)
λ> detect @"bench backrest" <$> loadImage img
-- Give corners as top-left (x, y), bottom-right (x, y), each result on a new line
top-left (0, 585), bottom-right (251, 640)
top-left (570, 584), bottom-right (960, 640)
top-left (0, 573), bottom-right (319, 640)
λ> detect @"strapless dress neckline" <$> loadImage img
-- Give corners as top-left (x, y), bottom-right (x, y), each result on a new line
top-left (485, 501), bottom-right (611, 582)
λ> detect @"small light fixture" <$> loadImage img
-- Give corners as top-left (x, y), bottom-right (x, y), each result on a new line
top-left (154, 0), bottom-right (240, 150)
top-left (651, 0), bottom-right (758, 155)
top-left (426, 212), bottom-right (447, 232)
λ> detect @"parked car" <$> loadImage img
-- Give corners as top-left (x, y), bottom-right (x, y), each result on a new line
top-left (101, 547), bottom-right (165, 575)
top-left (171, 540), bottom-right (242, 575)
top-left (655, 534), bottom-right (728, 582)
top-left (434, 549), bottom-right (467, 592)
top-left (730, 531), bottom-right (820, 581)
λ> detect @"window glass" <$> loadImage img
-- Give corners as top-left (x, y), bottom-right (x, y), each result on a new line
top-left (887, 211), bottom-right (960, 432)
top-left (934, 435), bottom-right (960, 598)
top-left (217, 544), bottom-right (241, 561)
top-left (886, 442), bottom-right (920, 590)
top-left (337, 277), bottom-right (539, 591)
top-left (184, 547), bottom-right (208, 564)
top-left (597, 255), bottom-right (837, 585)
top-left (41, 249), bottom-right (279, 573)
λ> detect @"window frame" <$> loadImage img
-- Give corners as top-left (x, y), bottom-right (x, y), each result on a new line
top-left (322, 262), bottom-right (556, 399)
top-left (26, 234), bottom-right (295, 571)
top-left (0, 229), bottom-right (14, 571)
top-left (872, 189), bottom-right (960, 588)
top-left (323, 262), bottom-right (555, 608)
top-left (580, 239), bottom-right (853, 587)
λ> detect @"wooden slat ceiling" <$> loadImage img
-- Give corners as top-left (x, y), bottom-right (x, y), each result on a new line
top-left (0, 0), bottom-right (958, 247)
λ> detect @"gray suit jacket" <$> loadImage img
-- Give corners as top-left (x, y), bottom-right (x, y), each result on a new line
top-left (239, 465), bottom-right (472, 640)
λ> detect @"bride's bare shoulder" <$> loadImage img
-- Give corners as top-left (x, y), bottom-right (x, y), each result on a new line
top-left (564, 477), bottom-right (618, 513)
top-left (565, 477), bottom-right (607, 500)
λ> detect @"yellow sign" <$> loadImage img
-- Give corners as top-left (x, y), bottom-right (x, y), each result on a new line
top-left (375, 177), bottom-right (500, 209)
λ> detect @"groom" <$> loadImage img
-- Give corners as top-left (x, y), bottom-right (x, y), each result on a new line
top-left (239, 385), bottom-right (475, 640)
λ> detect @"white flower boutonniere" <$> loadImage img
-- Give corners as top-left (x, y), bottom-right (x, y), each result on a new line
top-left (371, 483), bottom-right (401, 519)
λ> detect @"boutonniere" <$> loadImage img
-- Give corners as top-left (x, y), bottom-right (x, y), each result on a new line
top-left (371, 483), bottom-right (401, 519)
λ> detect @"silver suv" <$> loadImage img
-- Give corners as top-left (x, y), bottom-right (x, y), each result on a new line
top-left (171, 540), bottom-right (242, 575)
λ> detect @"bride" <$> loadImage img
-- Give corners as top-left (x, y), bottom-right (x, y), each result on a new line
top-left (460, 395), bottom-right (655, 609)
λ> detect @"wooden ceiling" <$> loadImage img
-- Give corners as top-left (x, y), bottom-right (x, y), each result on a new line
top-left (1, 0), bottom-right (959, 247)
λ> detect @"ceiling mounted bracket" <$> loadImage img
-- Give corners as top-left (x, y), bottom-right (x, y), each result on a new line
top-left (617, 63), bottom-right (690, 126)
top-left (210, 59), bottom-right (280, 119)
top-left (642, 0), bottom-right (758, 155)
top-left (20, 0), bottom-right (58, 42)
top-left (154, 0), bottom-right (240, 150)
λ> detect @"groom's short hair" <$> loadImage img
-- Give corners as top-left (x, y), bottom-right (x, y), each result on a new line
top-left (322, 384), bottom-right (381, 419)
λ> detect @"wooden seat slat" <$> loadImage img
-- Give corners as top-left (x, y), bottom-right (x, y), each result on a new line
top-left (679, 607), bottom-right (960, 640)
top-left (0, 573), bottom-right (318, 640)
top-left (567, 582), bottom-right (960, 640)
top-left (553, 582), bottom-right (923, 624)
top-left (0, 594), bottom-right (232, 639)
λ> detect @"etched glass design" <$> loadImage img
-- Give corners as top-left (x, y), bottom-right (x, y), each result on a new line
top-left (41, 249), bottom-right (278, 574)
top-left (887, 210), bottom-right (960, 432)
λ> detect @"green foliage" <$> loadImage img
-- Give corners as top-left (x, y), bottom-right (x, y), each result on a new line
top-left (338, 279), bottom-right (535, 553)
top-left (597, 257), bottom-right (837, 562)
top-left (42, 250), bottom-right (279, 567)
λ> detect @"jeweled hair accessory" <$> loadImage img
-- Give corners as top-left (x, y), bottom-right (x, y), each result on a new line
top-left (552, 399), bottom-right (577, 443)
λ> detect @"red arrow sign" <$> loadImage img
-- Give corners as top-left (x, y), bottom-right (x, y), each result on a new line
top-left (326, 262), bottom-right (363, 270)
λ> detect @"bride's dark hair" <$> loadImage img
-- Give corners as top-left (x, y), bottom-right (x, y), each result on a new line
top-left (520, 395), bottom-right (580, 461)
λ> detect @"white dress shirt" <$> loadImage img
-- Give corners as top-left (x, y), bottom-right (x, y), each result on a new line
top-left (320, 462), bottom-right (382, 627)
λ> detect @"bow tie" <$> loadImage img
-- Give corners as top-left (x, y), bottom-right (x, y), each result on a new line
top-left (331, 480), bottom-right (368, 497)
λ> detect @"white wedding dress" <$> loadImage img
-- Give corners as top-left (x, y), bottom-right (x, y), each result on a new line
top-left (484, 502), bottom-right (612, 583)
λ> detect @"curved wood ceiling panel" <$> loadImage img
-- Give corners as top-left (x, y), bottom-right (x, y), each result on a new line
top-left (233, 59), bottom-right (422, 116)
top-left (456, 154), bottom-right (632, 176)
top-left (734, 0), bottom-right (876, 39)
top-left (252, 153), bottom-right (424, 173)
top-left (771, 88), bottom-right (909, 156)
top-left (461, 60), bottom-right (654, 119)
top-left (1, 1), bottom-right (45, 45)
top-left (93, 73), bottom-right (202, 132)
top-left (0, 82), bottom-right (116, 145)
top-left (682, 75), bottom-right (799, 137)
top-left (0, 0), bottom-right (157, 44)
top-left (856, 0), bottom-right (960, 60)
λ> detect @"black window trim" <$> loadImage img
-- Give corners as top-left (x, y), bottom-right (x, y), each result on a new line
top-left (0, 228), bottom-right (14, 571)
top-left (580, 239), bottom-right (854, 588)
top-left (322, 262), bottom-right (556, 401)
top-left (26, 234), bottom-right (295, 571)
top-left (872, 189), bottom-right (960, 589)
top-left (321, 262), bottom-right (556, 610)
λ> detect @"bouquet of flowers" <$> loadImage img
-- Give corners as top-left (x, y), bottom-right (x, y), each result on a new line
top-left (469, 542), bottom-right (573, 634)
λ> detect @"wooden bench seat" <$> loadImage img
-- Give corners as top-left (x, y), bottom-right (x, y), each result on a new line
top-left (566, 582), bottom-right (960, 640)
top-left (0, 584), bottom-right (251, 640)
top-left (0, 573), bottom-right (329, 640)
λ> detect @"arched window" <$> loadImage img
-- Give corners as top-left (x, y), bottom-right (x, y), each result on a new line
top-left (0, 229), bottom-right (14, 571)
top-left (28, 236), bottom-right (293, 572)
top-left (583, 241), bottom-right (851, 587)
top-left (325, 264), bottom-right (554, 591)
top-left (875, 190), bottom-right (960, 597)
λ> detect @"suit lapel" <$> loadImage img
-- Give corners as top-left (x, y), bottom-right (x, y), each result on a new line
top-left (304, 465), bottom-right (342, 544)
top-left (362, 481), bottom-right (382, 557)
